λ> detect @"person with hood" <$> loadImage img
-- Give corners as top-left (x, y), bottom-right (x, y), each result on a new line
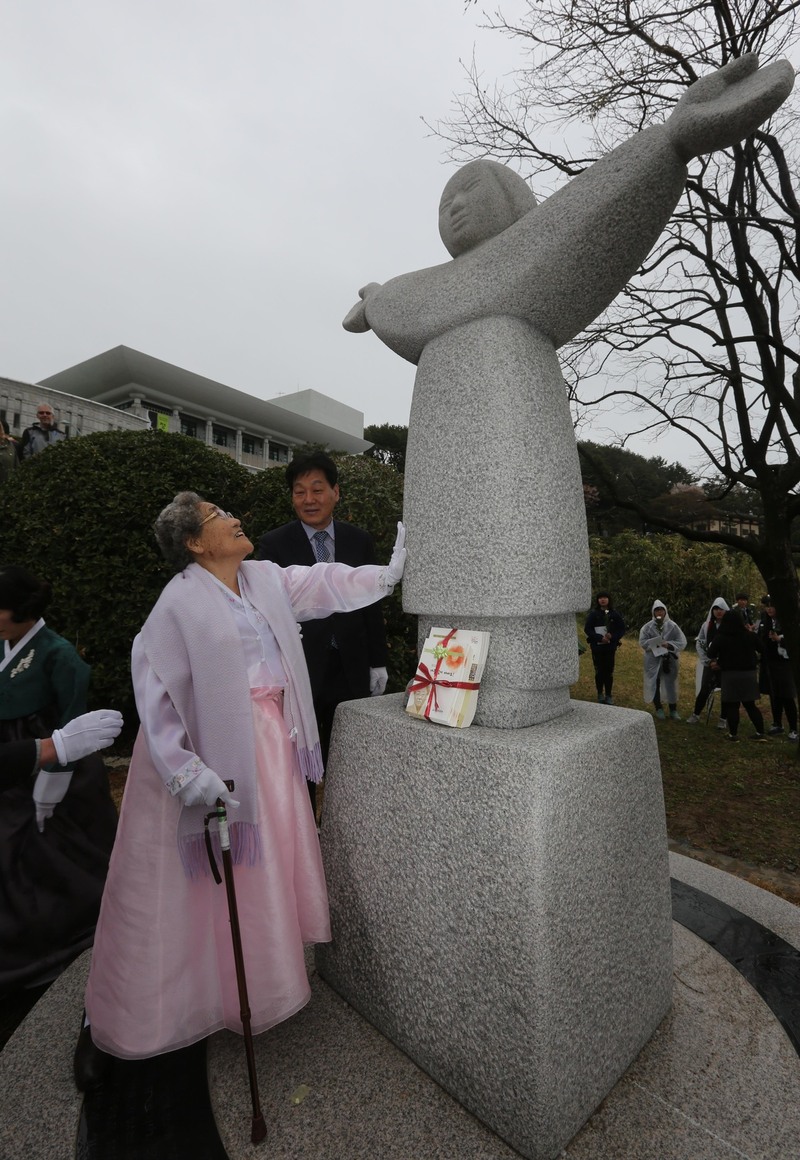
top-left (639, 600), bottom-right (687, 719)
top-left (584, 591), bottom-right (626, 704)
top-left (757, 598), bottom-right (798, 739)
top-left (707, 609), bottom-right (766, 741)
top-left (688, 597), bottom-right (729, 727)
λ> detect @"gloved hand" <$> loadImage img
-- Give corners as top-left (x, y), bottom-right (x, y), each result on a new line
top-left (32, 769), bottom-right (74, 832)
top-left (385, 522), bottom-right (406, 588)
top-left (177, 767), bottom-right (241, 809)
top-left (369, 666), bottom-right (388, 696)
top-left (52, 709), bottom-right (124, 765)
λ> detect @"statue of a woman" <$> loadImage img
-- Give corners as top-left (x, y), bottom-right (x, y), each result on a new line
top-left (345, 55), bottom-right (794, 728)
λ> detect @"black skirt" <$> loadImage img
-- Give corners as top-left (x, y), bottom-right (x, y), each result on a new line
top-left (0, 716), bottom-right (118, 991)
top-left (720, 670), bottom-right (760, 703)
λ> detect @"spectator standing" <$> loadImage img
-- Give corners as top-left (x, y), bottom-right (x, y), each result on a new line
top-left (708, 610), bottom-right (766, 742)
top-left (17, 403), bottom-right (66, 460)
top-left (688, 597), bottom-right (729, 728)
top-left (639, 600), bottom-right (687, 720)
top-left (734, 591), bottom-right (756, 628)
top-left (256, 453), bottom-right (389, 814)
top-left (0, 419), bottom-right (18, 482)
top-left (758, 598), bottom-right (798, 739)
top-left (583, 591), bottom-right (625, 704)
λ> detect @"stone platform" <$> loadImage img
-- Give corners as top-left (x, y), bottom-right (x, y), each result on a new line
top-left (316, 696), bottom-right (673, 1159)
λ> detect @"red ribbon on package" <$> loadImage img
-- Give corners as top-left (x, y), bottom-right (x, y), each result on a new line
top-left (408, 662), bottom-right (481, 718)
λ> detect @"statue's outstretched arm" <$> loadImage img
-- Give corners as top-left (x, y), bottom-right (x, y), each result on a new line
top-left (666, 54), bottom-right (794, 163)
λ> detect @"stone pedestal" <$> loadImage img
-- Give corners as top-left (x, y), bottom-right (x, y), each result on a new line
top-left (316, 695), bottom-right (673, 1160)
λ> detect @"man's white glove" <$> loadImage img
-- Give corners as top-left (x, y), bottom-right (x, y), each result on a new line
top-left (177, 767), bottom-right (241, 809)
top-left (385, 522), bottom-right (406, 588)
top-left (33, 769), bottom-right (74, 833)
top-left (369, 667), bottom-right (388, 696)
top-left (52, 709), bottom-right (124, 766)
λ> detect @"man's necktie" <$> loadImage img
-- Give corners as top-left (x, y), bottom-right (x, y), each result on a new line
top-left (311, 531), bottom-right (337, 647)
top-left (312, 530), bottom-right (332, 563)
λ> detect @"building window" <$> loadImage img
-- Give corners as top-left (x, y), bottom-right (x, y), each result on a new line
top-left (213, 425), bottom-right (233, 448)
top-left (242, 434), bottom-right (261, 455)
top-left (180, 414), bottom-right (199, 439)
top-left (269, 442), bottom-right (289, 463)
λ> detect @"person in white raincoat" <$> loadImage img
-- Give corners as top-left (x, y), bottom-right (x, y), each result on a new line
top-left (639, 600), bottom-right (687, 719)
top-left (688, 597), bottom-right (729, 727)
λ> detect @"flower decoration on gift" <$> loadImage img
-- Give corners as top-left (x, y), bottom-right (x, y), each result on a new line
top-left (426, 641), bottom-right (466, 669)
top-left (10, 649), bottom-right (35, 678)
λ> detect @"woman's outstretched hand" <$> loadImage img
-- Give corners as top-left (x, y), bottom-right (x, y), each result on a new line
top-left (667, 54), bottom-right (794, 163)
top-left (386, 521), bottom-right (406, 588)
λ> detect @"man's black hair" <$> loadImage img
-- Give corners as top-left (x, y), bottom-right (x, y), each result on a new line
top-left (285, 452), bottom-right (338, 490)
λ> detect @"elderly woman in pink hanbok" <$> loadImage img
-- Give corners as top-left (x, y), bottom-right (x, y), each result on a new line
top-left (76, 491), bottom-right (405, 1086)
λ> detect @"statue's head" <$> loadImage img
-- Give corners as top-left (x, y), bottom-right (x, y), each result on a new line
top-left (438, 160), bottom-right (537, 258)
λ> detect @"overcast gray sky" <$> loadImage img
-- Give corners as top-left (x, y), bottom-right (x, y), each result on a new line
top-left (2, 1), bottom-right (532, 431)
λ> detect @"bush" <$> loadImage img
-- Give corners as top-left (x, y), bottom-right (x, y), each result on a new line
top-left (0, 433), bottom-right (416, 725)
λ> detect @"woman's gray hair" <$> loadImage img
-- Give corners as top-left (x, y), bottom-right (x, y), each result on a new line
top-left (154, 491), bottom-right (205, 572)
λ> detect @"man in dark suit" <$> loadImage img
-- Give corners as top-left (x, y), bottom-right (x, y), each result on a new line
top-left (256, 453), bottom-right (389, 804)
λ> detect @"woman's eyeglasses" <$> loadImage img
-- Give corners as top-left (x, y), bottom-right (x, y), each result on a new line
top-left (199, 507), bottom-right (235, 526)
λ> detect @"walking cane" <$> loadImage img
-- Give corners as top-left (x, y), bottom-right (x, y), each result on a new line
top-left (204, 782), bottom-right (267, 1145)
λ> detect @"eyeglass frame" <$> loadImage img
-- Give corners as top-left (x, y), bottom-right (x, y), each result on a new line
top-left (199, 506), bottom-right (235, 526)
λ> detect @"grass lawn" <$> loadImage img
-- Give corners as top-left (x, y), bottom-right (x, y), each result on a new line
top-left (574, 630), bottom-right (800, 882)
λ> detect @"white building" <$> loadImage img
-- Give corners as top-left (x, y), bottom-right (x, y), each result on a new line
top-left (39, 346), bottom-right (371, 471)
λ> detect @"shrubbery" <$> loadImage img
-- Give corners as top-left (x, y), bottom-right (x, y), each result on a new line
top-left (0, 431), bottom-right (416, 727)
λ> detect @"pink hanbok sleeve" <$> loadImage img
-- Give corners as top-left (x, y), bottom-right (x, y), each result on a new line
top-left (131, 633), bottom-right (209, 796)
top-left (276, 562), bottom-right (392, 622)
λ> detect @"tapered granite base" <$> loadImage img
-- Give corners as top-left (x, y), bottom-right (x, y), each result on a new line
top-left (316, 695), bottom-right (673, 1160)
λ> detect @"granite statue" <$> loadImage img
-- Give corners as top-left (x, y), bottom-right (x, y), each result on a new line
top-left (344, 53), bottom-right (794, 728)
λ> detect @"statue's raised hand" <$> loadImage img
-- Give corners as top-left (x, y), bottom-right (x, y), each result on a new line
top-left (667, 53), bottom-right (794, 163)
top-left (342, 282), bottom-right (382, 333)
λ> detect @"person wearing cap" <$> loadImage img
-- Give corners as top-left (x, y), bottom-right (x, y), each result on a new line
top-left (757, 598), bottom-right (798, 739)
top-left (17, 403), bottom-right (67, 459)
top-left (583, 591), bottom-right (626, 704)
top-left (639, 600), bottom-right (687, 720)
top-left (687, 597), bottom-right (729, 727)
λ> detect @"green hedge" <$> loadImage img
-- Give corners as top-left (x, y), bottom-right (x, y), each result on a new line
top-left (0, 431), bottom-right (417, 726)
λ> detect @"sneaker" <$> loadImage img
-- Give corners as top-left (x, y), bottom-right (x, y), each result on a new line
top-left (598, 694), bottom-right (607, 704)
top-left (655, 709), bottom-right (665, 720)
top-left (768, 725), bottom-right (785, 735)
top-left (605, 696), bottom-right (613, 705)
top-left (687, 714), bottom-right (700, 724)
top-left (726, 734), bottom-right (740, 743)
top-left (753, 733), bottom-right (769, 742)
top-left (789, 731), bottom-right (799, 742)
top-left (669, 710), bottom-right (682, 721)
top-left (717, 720), bottom-right (728, 730)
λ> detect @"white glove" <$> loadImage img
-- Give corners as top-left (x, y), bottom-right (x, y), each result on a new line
top-left (385, 522), bottom-right (406, 588)
top-left (177, 767), bottom-right (241, 809)
top-left (52, 709), bottom-right (124, 765)
top-left (369, 667), bottom-right (388, 696)
top-left (33, 769), bottom-right (74, 832)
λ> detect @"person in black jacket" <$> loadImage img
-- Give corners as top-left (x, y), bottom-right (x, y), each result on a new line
top-left (584, 591), bottom-right (626, 704)
top-left (758, 598), bottom-right (798, 739)
top-left (256, 453), bottom-right (389, 811)
top-left (708, 610), bottom-right (766, 742)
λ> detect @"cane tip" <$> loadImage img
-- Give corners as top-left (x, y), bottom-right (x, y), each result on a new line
top-left (251, 1114), bottom-right (267, 1144)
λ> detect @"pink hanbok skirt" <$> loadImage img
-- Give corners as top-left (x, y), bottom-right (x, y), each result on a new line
top-left (84, 687), bottom-right (330, 1059)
